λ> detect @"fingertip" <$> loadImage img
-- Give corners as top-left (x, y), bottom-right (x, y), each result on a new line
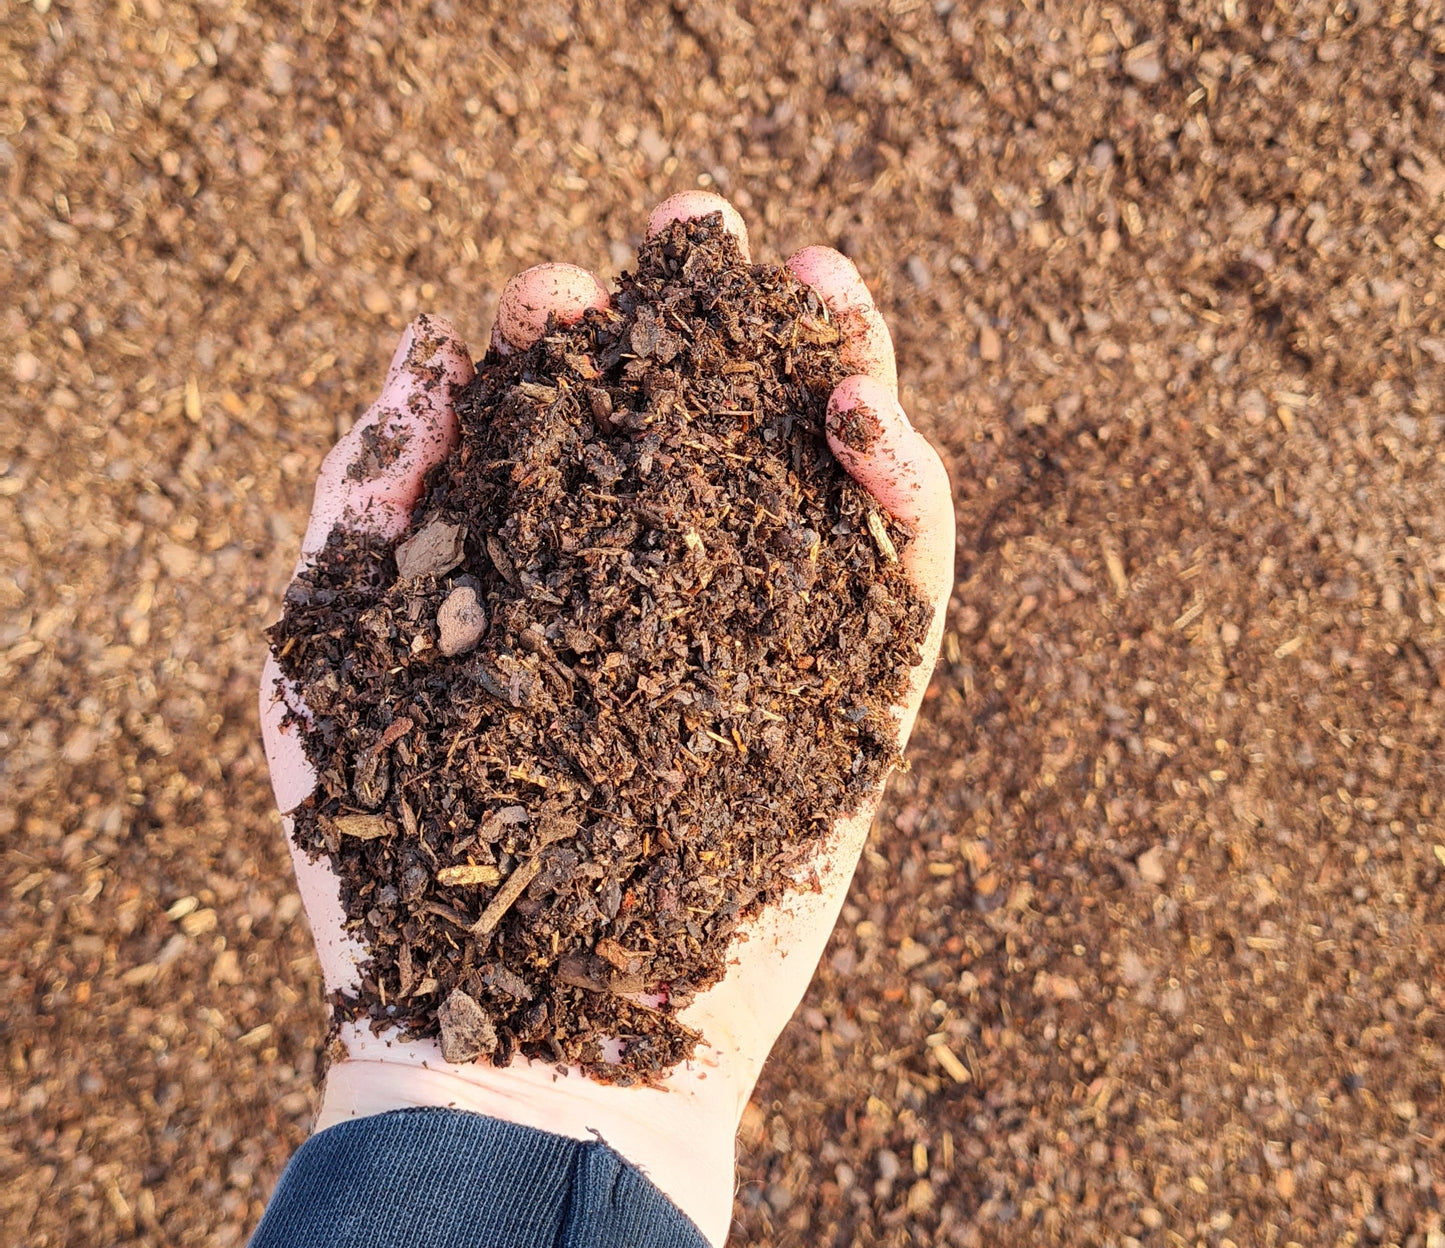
top-left (786, 245), bottom-right (862, 295)
top-left (826, 374), bottom-right (950, 519)
top-left (647, 192), bottom-right (752, 261)
top-left (302, 318), bottom-right (472, 561)
top-left (493, 263), bottom-right (609, 353)
top-left (405, 313), bottom-right (475, 387)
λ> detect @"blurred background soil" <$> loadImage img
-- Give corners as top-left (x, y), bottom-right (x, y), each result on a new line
top-left (3, 1), bottom-right (1445, 1245)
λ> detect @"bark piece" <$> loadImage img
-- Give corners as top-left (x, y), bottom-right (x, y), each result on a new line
top-left (437, 988), bottom-right (497, 1062)
top-left (395, 520), bottom-right (466, 581)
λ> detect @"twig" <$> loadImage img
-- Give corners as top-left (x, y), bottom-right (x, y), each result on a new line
top-left (471, 856), bottom-right (543, 936)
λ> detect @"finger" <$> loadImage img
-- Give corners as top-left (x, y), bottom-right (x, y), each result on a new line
top-left (300, 314), bottom-right (474, 567)
top-left (259, 652), bottom-right (319, 814)
top-left (827, 375), bottom-right (954, 619)
top-left (286, 829), bottom-right (369, 994)
top-left (786, 246), bottom-right (897, 397)
top-left (492, 262), bottom-right (609, 354)
top-left (646, 191), bottom-right (751, 262)
top-left (257, 658), bottom-right (368, 989)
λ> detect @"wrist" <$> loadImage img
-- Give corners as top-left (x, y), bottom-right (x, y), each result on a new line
top-left (316, 1023), bottom-right (741, 1246)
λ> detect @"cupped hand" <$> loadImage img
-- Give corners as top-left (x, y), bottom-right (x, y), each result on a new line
top-left (259, 192), bottom-right (954, 1246)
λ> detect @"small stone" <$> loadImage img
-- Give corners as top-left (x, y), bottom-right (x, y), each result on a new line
top-left (1396, 980), bottom-right (1425, 1010)
top-left (897, 937), bottom-right (930, 970)
top-left (906, 1179), bottom-right (935, 1215)
top-left (1136, 846), bottom-right (1168, 885)
top-left (637, 127), bottom-right (671, 163)
top-left (437, 988), bottom-right (498, 1062)
top-left (1034, 971), bottom-right (1082, 1001)
top-left (738, 1100), bottom-right (766, 1147)
top-left (1120, 949), bottom-right (1151, 986)
top-left (12, 351), bottom-right (40, 384)
top-left (362, 285), bottom-right (392, 316)
top-left (978, 325), bottom-right (1002, 361)
top-left (211, 949), bottom-right (243, 986)
top-left (437, 585), bottom-right (486, 656)
top-left (179, 908), bottom-right (219, 937)
top-left (1124, 43), bottom-right (1163, 83)
top-left (1275, 1168), bottom-right (1296, 1199)
top-left (395, 519), bottom-right (466, 581)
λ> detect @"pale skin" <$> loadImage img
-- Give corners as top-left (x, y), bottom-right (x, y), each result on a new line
top-left (259, 192), bottom-right (955, 1245)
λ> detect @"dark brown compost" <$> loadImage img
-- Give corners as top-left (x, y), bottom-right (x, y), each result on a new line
top-left (269, 216), bottom-right (930, 1081)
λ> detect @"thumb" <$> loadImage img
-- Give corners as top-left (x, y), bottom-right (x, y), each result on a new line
top-left (298, 314), bottom-right (474, 571)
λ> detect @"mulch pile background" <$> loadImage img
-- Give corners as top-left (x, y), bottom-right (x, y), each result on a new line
top-left (3, 2), bottom-right (1443, 1245)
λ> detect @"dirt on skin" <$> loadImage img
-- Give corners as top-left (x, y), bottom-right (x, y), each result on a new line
top-left (343, 423), bottom-right (411, 483)
top-left (4, 2), bottom-right (1445, 1247)
top-left (269, 217), bottom-right (929, 1080)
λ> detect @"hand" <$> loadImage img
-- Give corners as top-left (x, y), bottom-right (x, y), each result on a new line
top-left (259, 192), bottom-right (955, 1245)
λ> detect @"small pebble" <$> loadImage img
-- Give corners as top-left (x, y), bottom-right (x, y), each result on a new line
top-left (1136, 846), bottom-right (1167, 885)
top-left (1124, 43), bottom-right (1163, 83)
top-left (437, 585), bottom-right (486, 656)
top-left (12, 351), bottom-right (41, 384)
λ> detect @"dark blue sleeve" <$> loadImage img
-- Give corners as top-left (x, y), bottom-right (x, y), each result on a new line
top-left (248, 1108), bottom-right (710, 1248)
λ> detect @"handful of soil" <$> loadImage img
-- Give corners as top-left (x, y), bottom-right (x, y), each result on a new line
top-left (270, 217), bottom-right (931, 1082)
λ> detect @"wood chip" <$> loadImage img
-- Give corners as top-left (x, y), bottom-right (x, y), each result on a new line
top-left (470, 856), bottom-right (543, 935)
top-left (1103, 542), bottom-right (1129, 598)
top-left (477, 805), bottom-right (530, 841)
top-left (929, 1038), bottom-right (971, 1084)
top-left (866, 510), bottom-right (898, 563)
top-left (327, 813), bottom-right (392, 840)
top-left (593, 936), bottom-right (640, 971)
top-left (435, 863), bottom-right (502, 887)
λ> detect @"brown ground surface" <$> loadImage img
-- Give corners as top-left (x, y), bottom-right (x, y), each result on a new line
top-left (3, 2), bottom-right (1444, 1245)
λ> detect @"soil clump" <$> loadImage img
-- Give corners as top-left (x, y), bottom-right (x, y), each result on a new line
top-left (269, 216), bottom-right (931, 1080)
